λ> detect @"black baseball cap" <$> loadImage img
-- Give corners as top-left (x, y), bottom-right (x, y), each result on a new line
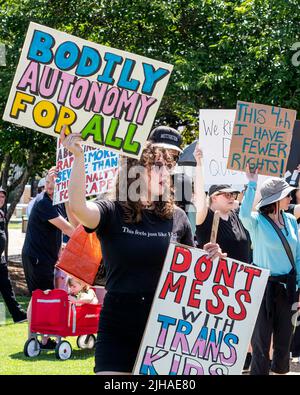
top-left (148, 126), bottom-right (183, 153)
top-left (208, 184), bottom-right (240, 197)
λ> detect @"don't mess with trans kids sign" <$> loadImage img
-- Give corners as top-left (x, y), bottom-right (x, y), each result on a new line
top-left (53, 140), bottom-right (119, 205)
top-left (3, 22), bottom-right (173, 159)
top-left (134, 243), bottom-right (269, 375)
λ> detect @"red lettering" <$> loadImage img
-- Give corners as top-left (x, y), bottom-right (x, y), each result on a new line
top-left (187, 280), bottom-right (202, 308)
top-left (243, 267), bottom-right (262, 291)
top-left (227, 290), bottom-right (251, 320)
top-left (57, 160), bottom-right (63, 171)
top-left (159, 272), bottom-right (186, 303)
top-left (206, 285), bottom-right (229, 315)
top-left (59, 189), bottom-right (68, 201)
top-left (194, 255), bottom-right (213, 282)
top-left (170, 246), bottom-right (192, 273)
top-left (214, 259), bottom-right (238, 288)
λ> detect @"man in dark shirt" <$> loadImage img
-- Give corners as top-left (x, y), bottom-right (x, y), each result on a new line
top-left (22, 168), bottom-right (74, 294)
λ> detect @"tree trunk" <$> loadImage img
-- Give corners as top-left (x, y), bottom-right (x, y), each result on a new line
top-left (6, 169), bottom-right (30, 221)
top-left (0, 153), bottom-right (12, 190)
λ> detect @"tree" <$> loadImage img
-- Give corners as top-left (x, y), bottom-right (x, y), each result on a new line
top-left (1, 0), bottom-right (300, 221)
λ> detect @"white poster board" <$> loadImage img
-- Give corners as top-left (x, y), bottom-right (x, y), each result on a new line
top-left (53, 139), bottom-right (119, 205)
top-left (3, 22), bottom-right (173, 159)
top-left (199, 109), bottom-right (246, 190)
top-left (134, 243), bottom-right (269, 375)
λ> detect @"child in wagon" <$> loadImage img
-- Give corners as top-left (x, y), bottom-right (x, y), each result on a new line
top-left (67, 277), bottom-right (98, 305)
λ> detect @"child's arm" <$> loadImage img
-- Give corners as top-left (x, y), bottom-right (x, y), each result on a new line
top-left (76, 289), bottom-right (98, 304)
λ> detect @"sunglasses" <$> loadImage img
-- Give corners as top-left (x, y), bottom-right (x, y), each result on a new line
top-left (217, 192), bottom-right (238, 200)
top-left (152, 161), bottom-right (174, 171)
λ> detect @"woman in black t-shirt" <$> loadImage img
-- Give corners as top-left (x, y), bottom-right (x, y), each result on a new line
top-left (194, 145), bottom-right (251, 263)
top-left (194, 145), bottom-right (253, 370)
top-left (61, 127), bottom-right (225, 375)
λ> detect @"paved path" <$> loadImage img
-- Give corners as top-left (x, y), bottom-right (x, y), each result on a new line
top-left (8, 228), bottom-right (25, 256)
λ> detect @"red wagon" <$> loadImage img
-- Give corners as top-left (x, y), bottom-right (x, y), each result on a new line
top-left (23, 289), bottom-right (102, 360)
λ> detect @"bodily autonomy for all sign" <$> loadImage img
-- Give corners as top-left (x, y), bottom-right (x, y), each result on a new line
top-left (3, 22), bottom-right (173, 159)
top-left (134, 243), bottom-right (269, 375)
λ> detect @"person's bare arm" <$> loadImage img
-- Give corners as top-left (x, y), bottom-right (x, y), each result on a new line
top-left (60, 127), bottom-right (100, 229)
top-left (64, 201), bottom-right (80, 228)
top-left (293, 204), bottom-right (300, 220)
top-left (194, 144), bottom-right (208, 225)
top-left (49, 215), bottom-right (74, 237)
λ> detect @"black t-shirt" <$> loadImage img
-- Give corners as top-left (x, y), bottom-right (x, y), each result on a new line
top-left (196, 208), bottom-right (251, 263)
top-left (0, 209), bottom-right (6, 256)
top-left (22, 192), bottom-right (65, 265)
top-left (287, 204), bottom-right (300, 224)
top-left (85, 201), bottom-right (194, 294)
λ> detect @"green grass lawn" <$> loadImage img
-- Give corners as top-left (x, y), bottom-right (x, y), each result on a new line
top-left (0, 297), bottom-right (95, 375)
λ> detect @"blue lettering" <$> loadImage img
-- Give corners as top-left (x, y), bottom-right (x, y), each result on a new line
top-left (97, 52), bottom-right (123, 84)
top-left (27, 30), bottom-right (54, 64)
top-left (118, 58), bottom-right (139, 91)
top-left (142, 63), bottom-right (169, 95)
top-left (76, 46), bottom-right (101, 77)
top-left (55, 41), bottom-right (79, 71)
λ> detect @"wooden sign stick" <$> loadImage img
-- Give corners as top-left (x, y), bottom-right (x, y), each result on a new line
top-left (210, 210), bottom-right (220, 243)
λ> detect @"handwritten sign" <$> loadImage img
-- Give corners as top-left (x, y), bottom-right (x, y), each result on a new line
top-left (133, 243), bottom-right (269, 375)
top-left (53, 139), bottom-right (119, 205)
top-left (3, 22), bottom-right (173, 159)
top-left (227, 101), bottom-right (297, 177)
top-left (200, 109), bottom-right (246, 190)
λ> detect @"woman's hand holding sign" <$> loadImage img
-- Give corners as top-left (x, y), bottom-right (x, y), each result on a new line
top-left (245, 164), bottom-right (258, 183)
top-left (60, 125), bottom-right (83, 157)
top-left (59, 125), bottom-right (100, 230)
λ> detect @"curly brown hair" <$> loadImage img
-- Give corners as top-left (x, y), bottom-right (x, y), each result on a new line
top-left (115, 143), bottom-right (176, 223)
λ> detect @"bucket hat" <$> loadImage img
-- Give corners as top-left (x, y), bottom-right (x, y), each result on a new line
top-left (256, 178), bottom-right (297, 209)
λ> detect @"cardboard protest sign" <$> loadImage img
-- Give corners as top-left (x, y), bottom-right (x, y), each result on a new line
top-left (3, 22), bottom-right (173, 159)
top-left (227, 101), bottom-right (297, 177)
top-left (53, 139), bottom-right (119, 205)
top-left (133, 243), bottom-right (269, 375)
top-left (199, 109), bottom-right (246, 190)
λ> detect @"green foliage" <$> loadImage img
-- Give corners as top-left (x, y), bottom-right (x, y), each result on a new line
top-left (1, 0), bottom-right (300, 149)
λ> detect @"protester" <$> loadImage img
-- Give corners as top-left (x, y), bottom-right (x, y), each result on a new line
top-left (239, 167), bottom-right (300, 375)
top-left (193, 145), bottom-right (253, 370)
top-left (67, 277), bottom-right (98, 305)
top-left (0, 187), bottom-right (27, 323)
top-left (61, 125), bottom-right (225, 375)
top-left (194, 145), bottom-right (252, 263)
top-left (286, 185), bottom-right (300, 362)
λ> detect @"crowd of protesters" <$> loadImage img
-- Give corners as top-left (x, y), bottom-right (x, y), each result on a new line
top-left (2, 124), bottom-right (300, 376)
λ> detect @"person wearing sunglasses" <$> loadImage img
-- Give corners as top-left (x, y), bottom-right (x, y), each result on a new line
top-left (239, 167), bottom-right (300, 375)
top-left (194, 145), bottom-right (252, 264)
